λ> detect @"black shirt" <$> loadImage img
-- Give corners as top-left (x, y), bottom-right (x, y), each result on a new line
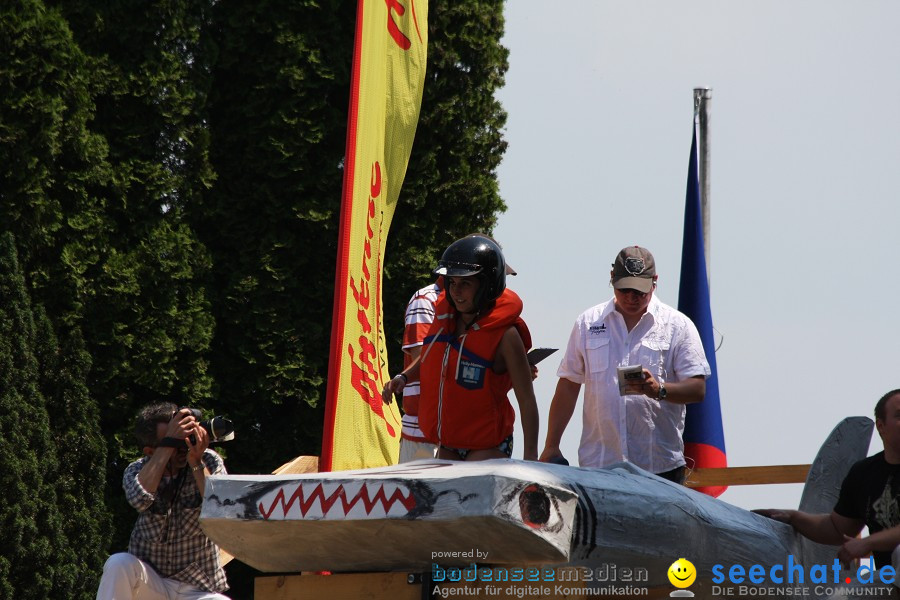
top-left (834, 451), bottom-right (900, 568)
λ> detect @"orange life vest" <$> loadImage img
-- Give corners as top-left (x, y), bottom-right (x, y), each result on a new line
top-left (418, 288), bottom-right (532, 450)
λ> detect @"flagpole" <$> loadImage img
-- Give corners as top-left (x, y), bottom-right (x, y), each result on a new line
top-left (680, 92), bottom-right (727, 496)
top-left (693, 87), bottom-right (712, 287)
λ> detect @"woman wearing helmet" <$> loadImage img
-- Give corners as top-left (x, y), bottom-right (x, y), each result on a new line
top-left (382, 235), bottom-right (539, 461)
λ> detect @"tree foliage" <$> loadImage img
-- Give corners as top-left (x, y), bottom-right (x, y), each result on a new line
top-left (0, 233), bottom-right (107, 599)
top-left (383, 0), bottom-right (509, 362)
top-left (35, 309), bottom-right (110, 599)
top-left (38, 0), bottom-right (218, 549)
top-left (186, 0), bottom-right (358, 477)
top-left (0, 0), bottom-right (509, 595)
top-left (0, 233), bottom-right (54, 598)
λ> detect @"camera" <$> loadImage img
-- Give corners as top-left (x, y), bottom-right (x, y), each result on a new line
top-left (158, 407), bottom-right (235, 448)
top-left (180, 408), bottom-right (235, 444)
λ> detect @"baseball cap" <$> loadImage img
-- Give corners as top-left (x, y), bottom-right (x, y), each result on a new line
top-left (611, 246), bottom-right (656, 293)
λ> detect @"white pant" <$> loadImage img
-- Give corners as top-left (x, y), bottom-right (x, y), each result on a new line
top-left (97, 553), bottom-right (230, 600)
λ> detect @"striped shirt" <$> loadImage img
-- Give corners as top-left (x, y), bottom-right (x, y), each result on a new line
top-left (401, 283), bottom-right (441, 440)
top-left (123, 450), bottom-right (228, 593)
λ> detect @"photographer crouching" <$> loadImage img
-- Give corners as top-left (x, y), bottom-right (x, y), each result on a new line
top-left (97, 402), bottom-right (232, 599)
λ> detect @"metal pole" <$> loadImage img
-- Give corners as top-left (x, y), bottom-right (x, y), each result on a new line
top-left (693, 87), bottom-right (712, 286)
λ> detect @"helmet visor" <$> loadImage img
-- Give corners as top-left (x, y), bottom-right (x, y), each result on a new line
top-left (433, 260), bottom-right (483, 277)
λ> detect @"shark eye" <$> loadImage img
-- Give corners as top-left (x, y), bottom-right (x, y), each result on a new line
top-left (520, 484), bottom-right (551, 527)
top-left (503, 482), bottom-right (567, 534)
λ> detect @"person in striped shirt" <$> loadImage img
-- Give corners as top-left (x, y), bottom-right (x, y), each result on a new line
top-left (397, 280), bottom-right (442, 462)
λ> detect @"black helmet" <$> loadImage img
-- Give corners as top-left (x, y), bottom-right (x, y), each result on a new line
top-left (433, 235), bottom-right (507, 310)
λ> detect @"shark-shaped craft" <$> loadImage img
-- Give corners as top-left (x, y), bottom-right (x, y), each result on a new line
top-left (200, 417), bottom-right (879, 597)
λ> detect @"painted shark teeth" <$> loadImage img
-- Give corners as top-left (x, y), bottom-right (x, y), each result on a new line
top-left (258, 480), bottom-right (415, 520)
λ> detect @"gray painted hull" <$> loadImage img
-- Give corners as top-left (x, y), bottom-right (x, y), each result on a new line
top-left (201, 459), bottom-right (798, 585)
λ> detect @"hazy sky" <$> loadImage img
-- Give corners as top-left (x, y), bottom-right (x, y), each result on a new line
top-left (491, 0), bottom-right (900, 511)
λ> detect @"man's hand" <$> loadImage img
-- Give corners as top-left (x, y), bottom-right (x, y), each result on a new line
top-left (166, 408), bottom-right (198, 441)
top-left (622, 369), bottom-right (661, 398)
top-left (752, 508), bottom-right (795, 524)
top-left (187, 422), bottom-right (209, 466)
top-left (755, 509), bottom-right (864, 547)
top-left (539, 445), bottom-right (564, 463)
top-left (381, 374), bottom-right (407, 404)
top-left (838, 535), bottom-right (871, 568)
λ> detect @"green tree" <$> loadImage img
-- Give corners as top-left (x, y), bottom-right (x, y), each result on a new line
top-left (0, 1), bottom-right (511, 594)
top-left (190, 0), bottom-right (358, 478)
top-left (192, 0), bottom-right (510, 480)
top-left (0, 233), bottom-right (68, 598)
top-left (42, 0), bottom-right (217, 409)
top-left (383, 0), bottom-right (510, 371)
top-left (0, 0), bottom-right (111, 320)
top-left (0, 3), bottom-right (111, 595)
top-left (34, 308), bottom-right (110, 599)
top-left (40, 0), bottom-right (218, 550)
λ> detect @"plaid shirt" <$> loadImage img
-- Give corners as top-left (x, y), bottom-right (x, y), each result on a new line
top-left (123, 449), bottom-right (228, 593)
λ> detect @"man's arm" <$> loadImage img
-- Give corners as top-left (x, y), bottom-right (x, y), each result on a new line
top-left (648, 315), bottom-right (711, 404)
top-left (754, 509), bottom-right (864, 546)
top-left (187, 425), bottom-right (212, 493)
top-left (539, 377), bottom-right (581, 462)
top-left (498, 327), bottom-right (539, 461)
top-left (137, 410), bottom-right (197, 493)
top-left (136, 447), bottom-right (176, 495)
top-left (388, 287), bottom-right (435, 404)
top-left (382, 354), bottom-right (422, 404)
top-left (838, 523), bottom-right (900, 565)
top-left (624, 372), bottom-right (705, 404)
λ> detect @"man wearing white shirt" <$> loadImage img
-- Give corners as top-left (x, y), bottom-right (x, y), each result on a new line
top-left (539, 246), bottom-right (710, 483)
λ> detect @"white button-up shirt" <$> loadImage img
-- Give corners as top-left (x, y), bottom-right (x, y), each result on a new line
top-left (557, 296), bottom-right (711, 473)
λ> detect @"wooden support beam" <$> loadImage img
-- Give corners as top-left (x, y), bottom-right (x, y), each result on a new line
top-left (685, 465), bottom-right (810, 488)
top-left (256, 573), bottom-right (422, 600)
top-left (273, 455), bottom-right (319, 475)
top-left (264, 456), bottom-right (812, 487)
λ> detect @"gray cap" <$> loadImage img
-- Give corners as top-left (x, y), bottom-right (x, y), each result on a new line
top-left (611, 246), bottom-right (656, 293)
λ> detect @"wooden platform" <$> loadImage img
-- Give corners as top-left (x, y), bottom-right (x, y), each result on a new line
top-left (686, 464), bottom-right (810, 487)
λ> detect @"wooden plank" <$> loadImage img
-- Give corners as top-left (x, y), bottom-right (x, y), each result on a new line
top-left (255, 573), bottom-right (421, 600)
top-left (685, 465), bottom-right (810, 487)
top-left (268, 457), bottom-right (812, 485)
top-left (219, 549), bottom-right (233, 567)
top-left (272, 455), bottom-right (319, 475)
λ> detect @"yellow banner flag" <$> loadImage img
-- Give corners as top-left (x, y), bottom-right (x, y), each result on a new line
top-left (321, 0), bottom-right (428, 471)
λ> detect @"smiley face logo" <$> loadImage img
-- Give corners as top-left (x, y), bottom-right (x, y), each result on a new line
top-left (667, 558), bottom-right (696, 588)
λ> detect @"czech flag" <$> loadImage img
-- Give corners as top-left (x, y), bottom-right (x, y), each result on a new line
top-left (678, 121), bottom-right (727, 497)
